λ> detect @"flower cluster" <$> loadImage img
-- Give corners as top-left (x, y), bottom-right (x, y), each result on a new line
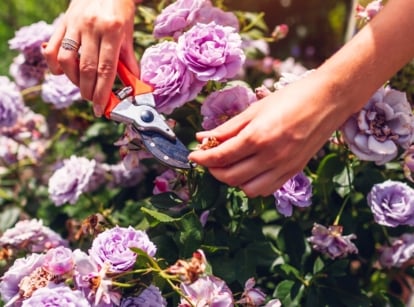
top-left (0, 224), bottom-right (160, 306)
top-left (2, 0), bottom-right (414, 306)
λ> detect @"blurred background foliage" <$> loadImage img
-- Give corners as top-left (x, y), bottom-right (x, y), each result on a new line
top-left (1, 0), bottom-right (354, 75)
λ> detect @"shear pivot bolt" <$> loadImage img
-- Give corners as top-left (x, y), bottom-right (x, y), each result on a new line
top-left (140, 110), bottom-right (154, 123)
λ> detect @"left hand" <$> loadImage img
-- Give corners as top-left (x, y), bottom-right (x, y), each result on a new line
top-left (188, 73), bottom-right (353, 197)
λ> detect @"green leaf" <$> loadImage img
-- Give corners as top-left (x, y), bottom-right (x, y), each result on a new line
top-left (0, 206), bottom-right (20, 232)
top-left (314, 153), bottom-right (345, 199)
top-left (313, 257), bottom-right (325, 274)
top-left (275, 280), bottom-right (303, 306)
top-left (140, 207), bottom-right (182, 224)
top-left (275, 263), bottom-right (302, 280)
top-left (149, 192), bottom-right (185, 210)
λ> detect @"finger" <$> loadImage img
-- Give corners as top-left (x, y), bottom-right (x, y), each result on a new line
top-left (57, 32), bottom-right (81, 86)
top-left (78, 31), bottom-right (100, 105)
top-left (91, 33), bottom-right (123, 117)
top-left (119, 37), bottom-right (140, 78)
top-left (239, 168), bottom-right (292, 198)
top-left (42, 19), bottom-right (66, 75)
top-left (195, 102), bottom-right (259, 142)
top-left (189, 124), bottom-right (258, 168)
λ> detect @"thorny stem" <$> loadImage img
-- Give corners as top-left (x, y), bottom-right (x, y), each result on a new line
top-left (240, 12), bottom-right (266, 33)
top-left (21, 85), bottom-right (42, 98)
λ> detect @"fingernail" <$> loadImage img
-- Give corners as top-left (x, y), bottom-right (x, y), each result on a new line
top-left (93, 104), bottom-right (103, 117)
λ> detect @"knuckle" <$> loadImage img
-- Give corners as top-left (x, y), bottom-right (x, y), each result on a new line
top-left (79, 60), bottom-right (97, 75)
top-left (97, 61), bottom-right (116, 79)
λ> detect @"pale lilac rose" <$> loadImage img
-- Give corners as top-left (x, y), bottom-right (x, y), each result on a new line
top-left (9, 20), bottom-right (53, 54)
top-left (273, 171), bottom-right (312, 217)
top-left (72, 249), bottom-right (121, 307)
top-left (10, 53), bottom-right (47, 89)
top-left (153, 169), bottom-right (190, 203)
top-left (341, 87), bottom-right (414, 165)
top-left (120, 285), bottom-right (167, 307)
top-left (8, 20), bottom-right (53, 89)
top-left (307, 223), bottom-right (358, 259)
top-left (0, 219), bottom-right (67, 253)
top-left (21, 284), bottom-right (90, 307)
top-left (43, 246), bottom-right (74, 276)
top-left (179, 275), bottom-right (233, 307)
top-left (367, 180), bottom-right (414, 227)
top-left (48, 155), bottom-right (100, 206)
top-left (89, 226), bottom-right (157, 273)
top-left (379, 233), bottom-right (414, 268)
top-left (41, 73), bottom-right (81, 109)
top-left (141, 41), bottom-right (205, 114)
top-left (0, 76), bottom-right (24, 127)
top-left (236, 278), bottom-right (266, 306)
top-left (153, 0), bottom-right (238, 39)
top-left (177, 22), bottom-right (245, 82)
top-left (0, 253), bottom-right (45, 303)
top-left (201, 84), bottom-right (257, 130)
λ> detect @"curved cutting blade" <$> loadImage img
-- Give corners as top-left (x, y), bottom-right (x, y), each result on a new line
top-left (140, 130), bottom-right (193, 169)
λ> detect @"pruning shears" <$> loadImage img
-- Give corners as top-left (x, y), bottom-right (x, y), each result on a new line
top-left (104, 60), bottom-right (192, 169)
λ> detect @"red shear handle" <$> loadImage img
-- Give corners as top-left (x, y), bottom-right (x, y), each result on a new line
top-left (104, 60), bottom-right (153, 118)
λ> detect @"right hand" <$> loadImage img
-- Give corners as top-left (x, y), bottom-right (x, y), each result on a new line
top-left (42, 0), bottom-right (139, 116)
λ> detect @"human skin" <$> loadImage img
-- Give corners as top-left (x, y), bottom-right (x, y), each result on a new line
top-left (188, 0), bottom-right (414, 197)
top-left (42, 0), bottom-right (139, 117)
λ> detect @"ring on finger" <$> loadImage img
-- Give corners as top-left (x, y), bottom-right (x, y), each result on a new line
top-left (61, 38), bottom-right (80, 52)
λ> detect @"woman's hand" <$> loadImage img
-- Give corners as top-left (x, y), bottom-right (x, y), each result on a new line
top-left (42, 0), bottom-right (139, 116)
top-left (188, 73), bottom-right (354, 198)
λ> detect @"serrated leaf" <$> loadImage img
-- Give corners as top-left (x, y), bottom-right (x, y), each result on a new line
top-left (313, 257), bottom-right (325, 274)
top-left (141, 207), bottom-right (182, 223)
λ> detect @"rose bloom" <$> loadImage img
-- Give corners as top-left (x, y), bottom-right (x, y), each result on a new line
top-left (341, 87), bottom-right (414, 165)
top-left (179, 275), bottom-right (234, 307)
top-left (9, 20), bottom-right (53, 54)
top-left (48, 155), bottom-right (100, 206)
top-left (177, 21), bottom-right (245, 82)
top-left (0, 219), bottom-right (67, 253)
top-left (153, 0), bottom-right (238, 39)
top-left (153, 169), bottom-right (190, 203)
top-left (89, 226), bottom-right (157, 273)
top-left (141, 41), bottom-right (205, 114)
top-left (201, 84), bottom-right (257, 130)
top-left (21, 284), bottom-right (90, 307)
top-left (0, 76), bottom-right (24, 127)
top-left (72, 249), bottom-right (121, 307)
top-left (0, 253), bottom-right (45, 303)
top-left (379, 233), bottom-right (414, 268)
top-left (41, 73), bottom-right (82, 109)
top-left (273, 171), bottom-right (312, 217)
top-left (43, 246), bottom-right (74, 276)
top-left (307, 223), bottom-right (358, 259)
top-left (120, 285), bottom-right (167, 307)
top-left (236, 278), bottom-right (266, 306)
top-left (367, 180), bottom-right (414, 227)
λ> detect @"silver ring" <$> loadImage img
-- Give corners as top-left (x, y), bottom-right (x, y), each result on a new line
top-left (61, 38), bottom-right (80, 52)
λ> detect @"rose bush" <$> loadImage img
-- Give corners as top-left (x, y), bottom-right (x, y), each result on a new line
top-left (1, 0), bottom-right (414, 306)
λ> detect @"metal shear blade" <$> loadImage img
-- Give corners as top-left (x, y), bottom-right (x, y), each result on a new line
top-left (140, 130), bottom-right (193, 169)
